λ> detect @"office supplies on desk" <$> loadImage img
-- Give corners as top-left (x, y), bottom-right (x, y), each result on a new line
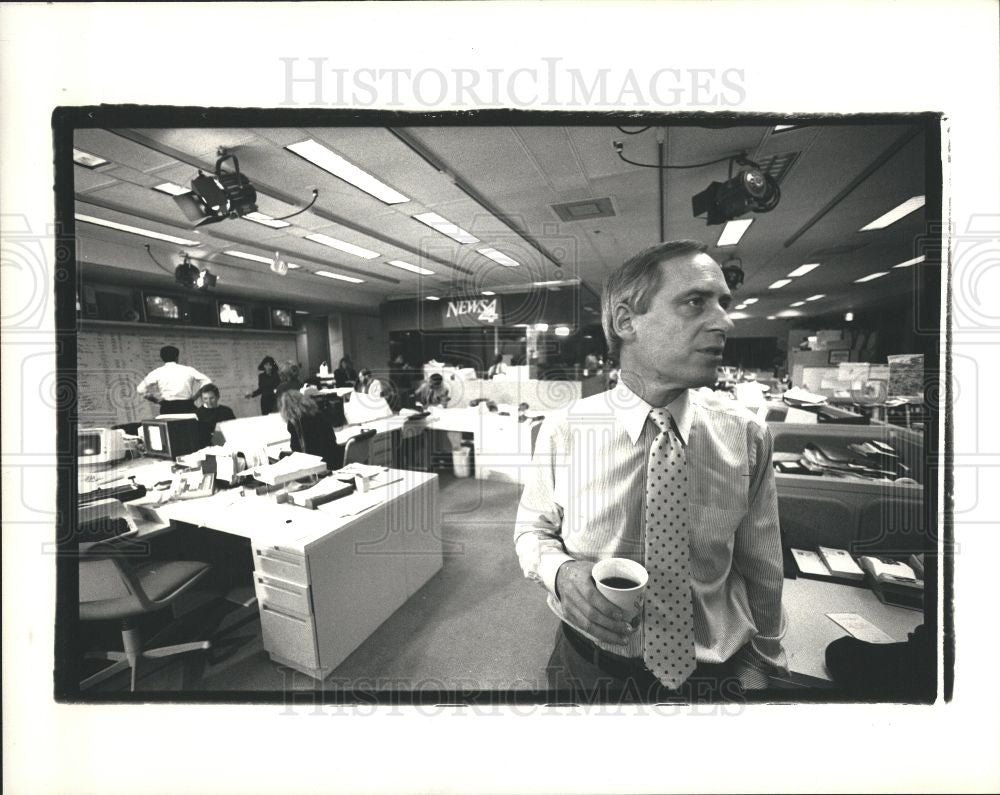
top-left (791, 548), bottom-right (830, 577)
top-left (78, 479), bottom-right (147, 505)
top-left (825, 613), bottom-right (896, 644)
top-left (859, 555), bottom-right (924, 609)
top-left (818, 546), bottom-right (865, 580)
top-left (250, 453), bottom-right (327, 486)
top-left (285, 476), bottom-right (354, 510)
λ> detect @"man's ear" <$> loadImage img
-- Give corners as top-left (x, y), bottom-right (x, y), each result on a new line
top-left (612, 303), bottom-right (637, 343)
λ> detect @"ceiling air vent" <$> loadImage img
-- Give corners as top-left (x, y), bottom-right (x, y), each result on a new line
top-left (756, 151), bottom-right (800, 185)
top-left (551, 197), bottom-right (617, 222)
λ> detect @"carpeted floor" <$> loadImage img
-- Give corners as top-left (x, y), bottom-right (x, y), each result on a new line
top-left (95, 473), bottom-right (559, 694)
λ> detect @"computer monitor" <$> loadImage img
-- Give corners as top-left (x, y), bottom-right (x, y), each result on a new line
top-left (78, 428), bottom-right (126, 467)
top-left (141, 417), bottom-right (202, 459)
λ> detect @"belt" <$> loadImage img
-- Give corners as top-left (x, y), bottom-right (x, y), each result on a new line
top-left (561, 622), bottom-right (652, 680)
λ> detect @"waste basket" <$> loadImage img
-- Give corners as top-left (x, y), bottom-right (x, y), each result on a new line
top-left (452, 446), bottom-right (472, 478)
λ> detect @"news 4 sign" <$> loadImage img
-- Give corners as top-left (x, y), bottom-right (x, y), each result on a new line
top-left (441, 296), bottom-right (502, 327)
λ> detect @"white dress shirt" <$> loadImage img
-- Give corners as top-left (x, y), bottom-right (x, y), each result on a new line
top-left (514, 382), bottom-right (788, 684)
top-left (136, 361), bottom-right (213, 401)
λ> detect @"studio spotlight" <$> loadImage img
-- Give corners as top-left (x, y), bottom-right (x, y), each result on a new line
top-left (174, 253), bottom-right (201, 288)
top-left (270, 251), bottom-right (289, 276)
top-left (692, 159), bottom-right (780, 226)
top-left (173, 152), bottom-right (259, 227)
top-left (721, 257), bottom-right (745, 291)
top-left (196, 269), bottom-right (218, 289)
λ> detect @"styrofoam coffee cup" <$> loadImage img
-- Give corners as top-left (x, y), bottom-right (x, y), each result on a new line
top-left (592, 557), bottom-right (649, 627)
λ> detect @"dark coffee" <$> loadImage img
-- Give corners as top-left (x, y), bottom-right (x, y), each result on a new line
top-left (600, 576), bottom-right (639, 589)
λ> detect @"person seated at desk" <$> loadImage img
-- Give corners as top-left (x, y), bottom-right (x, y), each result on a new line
top-left (414, 373), bottom-right (450, 408)
top-left (195, 384), bottom-right (236, 447)
top-left (487, 354), bottom-right (508, 380)
top-left (354, 368), bottom-right (384, 398)
top-left (334, 357), bottom-right (357, 388)
top-left (274, 361), bottom-right (304, 400)
top-left (279, 389), bottom-right (344, 471)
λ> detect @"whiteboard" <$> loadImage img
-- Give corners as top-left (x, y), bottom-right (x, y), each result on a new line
top-left (77, 324), bottom-right (298, 427)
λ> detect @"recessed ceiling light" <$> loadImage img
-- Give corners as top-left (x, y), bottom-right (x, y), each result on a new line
top-left (733, 304), bottom-right (747, 310)
top-left (854, 271), bottom-right (890, 283)
top-left (893, 254), bottom-right (926, 269)
top-left (859, 195), bottom-right (925, 231)
top-left (776, 309), bottom-right (803, 318)
top-left (294, 310), bottom-right (309, 314)
top-left (766, 315), bottom-right (777, 320)
top-left (478, 247), bottom-right (520, 267)
top-left (773, 124), bottom-right (798, 132)
top-left (387, 259), bottom-right (435, 276)
top-left (805, 294), bottom-right (825, 302)
top-left (717, 218), bottom-right (753, 247)
top-left (425, 295), bottom-right (441, 301)
top-left (413, 212), bottom-right (479, 244)
top-left (534, 323), bottom-right (549, 332)
top-left (286, 262), bottom-right (301, 269)
top-left (152, 182), bottom-right (191, 196)
top-left (73, 148), bottom-right (109, 168)
top-left (244, 211), bottom-right (291, 229)
top-left (74, 213), bottom-right (200, 246)
top-left (768, 279), bottom-right (792, 289)
top-left (481, 290), bottom-right (496, 296)
top-left (742, 297), bottom-right (758, 305)
top-left (554, 326), bottom-right (571, 337)
top-left (787, 263), bottom-right (821, 278)
top-left (315, 270), bottom-right (364, 283)
top-left (728, 311), bottom-right (750, 320)
top-left (286, 139), bottom-right (409, 205)
top-left (844, 312), bottom-right (854, 321)
top-left (790, 301), bottom-right (806, 307)
top-left (305, 233), bottom-right (379, 259)
top-left (224, 250), bottom-right (273, 264)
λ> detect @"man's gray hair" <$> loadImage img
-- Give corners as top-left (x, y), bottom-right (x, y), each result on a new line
top-left (601, 240), bottom-right (709, 359)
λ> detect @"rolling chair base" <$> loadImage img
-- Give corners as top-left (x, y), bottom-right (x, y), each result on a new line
top-left (81, 623), bottom-right (212, 692)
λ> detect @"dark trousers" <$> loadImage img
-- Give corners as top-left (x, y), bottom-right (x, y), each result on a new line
top-left (546, 623), bottom-right (745, 703)
top-left (159, 399), bottom-right (196, 414)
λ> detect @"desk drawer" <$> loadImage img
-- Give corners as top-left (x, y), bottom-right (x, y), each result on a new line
top-left (253, 546), bottom-right (308, 586)
top-left (259, 604), bottom-right (318, 671)
top-left (254, 574), bottom-right (312, 617)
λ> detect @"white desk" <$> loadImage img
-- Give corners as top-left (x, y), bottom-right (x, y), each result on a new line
top-left (121, 466), bottom-right (442, 680)
top-left (423, 407), bottom-right (543, 483)
top-left (782, 577), bottom-right (923, 681)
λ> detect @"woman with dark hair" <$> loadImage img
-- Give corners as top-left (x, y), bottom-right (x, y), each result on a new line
top-left (334, 357), bottom-right (357, 388)
top-left (354, 367), bottom-right (384, 397)
top-left (278, 389), bottom-right (344, 471)
top-left (245, 355), bottom-right (280, 415)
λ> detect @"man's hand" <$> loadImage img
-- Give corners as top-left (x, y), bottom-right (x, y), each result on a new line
top-left (555, 560), bottom-right (634, 647)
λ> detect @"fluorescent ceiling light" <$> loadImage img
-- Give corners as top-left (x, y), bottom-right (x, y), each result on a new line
top-left (773, 124), bottom-right (798, 132)
top-left (533, 280), bottom-right (566, 287)
top-left (295, 310), bottom-right (309, 314)
top-left (716, 218), bottom-right (753, 247)
top-left (554, 326), bottom-right (571, 337)
top-left (893, 254), bottom-right (926, 269)
top-left (153, 182), bottom-right (191, 196)
top-left (413, 212), bottom-right (479, 244)
top-left (766, 315), bottom-right (777, 320)
top-left (776, 309), bottom-right (802, 318)
top-left (305, 233), bottom-right (379, 259)
top-left (315, 270), bottom-right (364, 284)
top-left (733, 304), bottom-right (747, 310)
top-left (74, 213), bottom-right (199, 246)
top-left (244, 211), bottom-right (291, 229)
top-left (387, 259), bottom-right (435, 276)
top-left (854, 271), bottom-right (890, 283)
top-left (844, 312), bottom-right (854, 321)
top-left (787, 263), bottom-right (820, 278)
top-left (224, 250), bottom-right (273, 264)
top-left (478, 247), bottom-right (520, 267)
top-left (790, 301), bottom-right (806, 307)
top-left (481, 290), bottom-right (496, 296)
top-left (742, 297), bottom-right (759, 305)
top-left (805, 294), bottom-right (825, 302)
top-left (727, 311), bottom-right (750, 320)
top-left (73, 148), bottom-right (109, 168)
top-left (286, 262), bottom-right (301, 269)
top-left (859, 195), bottom-right (925, 231)
top-left (534, 323), bottom-right (549, 332)
top-left (286, 139), bottom-right (409, 205)
top-left (425, 295), bottom-right (441, 301)
top-left (768, 279), bottom-right (792, 289)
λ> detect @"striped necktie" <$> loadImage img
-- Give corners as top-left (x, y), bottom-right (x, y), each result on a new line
top-left (642, 407), bottom-right (697, 689)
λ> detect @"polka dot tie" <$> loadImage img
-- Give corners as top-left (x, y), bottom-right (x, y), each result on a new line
top-left (642, 407), bottom-right (697, 689)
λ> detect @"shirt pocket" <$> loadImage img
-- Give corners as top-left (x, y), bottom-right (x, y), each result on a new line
top-left (687, 503), bottom-right (744, 582)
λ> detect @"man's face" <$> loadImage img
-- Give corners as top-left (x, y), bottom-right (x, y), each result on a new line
top-left (201, 391), bottom-right (219, 409)
top-left (622, 252), bottom-right (734, 389)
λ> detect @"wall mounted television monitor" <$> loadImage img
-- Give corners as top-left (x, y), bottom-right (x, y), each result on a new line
top-left (218, 301), bottom-right (247, 326)
top-left (144, 293), bottom-right (184, 321)
top-left (141, 417), bottom-right (201, 459)
top-left (271, 307), bottom-right (294, 329)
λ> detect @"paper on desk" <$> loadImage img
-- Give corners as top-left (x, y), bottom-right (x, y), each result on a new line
top-left (826, 613), bottom-right (896, 644)
top-left (321, 490), bottom-right (383, 517)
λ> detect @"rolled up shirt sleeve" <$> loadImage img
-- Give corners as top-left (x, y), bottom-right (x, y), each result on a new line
top-left (732, 422), bottom-right (788, 680)
top-left (514, 416), bottom-right (572, 599)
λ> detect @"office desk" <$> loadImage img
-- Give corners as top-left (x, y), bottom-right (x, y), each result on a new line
top-left (782, 577), bottom-right (923, 681)
top-left (121, 465), bottom-right (442, 680)
top-left (422, 407), bottom-right (542, 483)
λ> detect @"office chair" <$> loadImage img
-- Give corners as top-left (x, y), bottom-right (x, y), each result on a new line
top-left (342, 428), bottom-right (378, 466)
top-left (79, 537), bottom-right (213, 691)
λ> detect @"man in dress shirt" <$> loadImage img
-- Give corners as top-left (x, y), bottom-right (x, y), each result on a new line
top-left (136, 345), bottom-right (212, 415)
top-left (515, 239), bottom-right (787, 700)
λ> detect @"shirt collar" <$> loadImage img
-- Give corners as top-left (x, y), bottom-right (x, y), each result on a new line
top-left (614, 380), bottom-right (693, 446)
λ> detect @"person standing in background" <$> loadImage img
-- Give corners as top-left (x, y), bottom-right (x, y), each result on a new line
top-left (245, 355), bottom-right (280, 415)
top-left (136, 344), bottom-right (212, 414)
top-left (487, 353), bottom-right (508, 379)
top-left (195, 384), bottom-right (236, 447)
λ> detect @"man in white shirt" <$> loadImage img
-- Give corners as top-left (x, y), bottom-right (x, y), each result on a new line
top-left (515, 240), bottom-right (787, 700)
top-left (136, 345), bottom-right (212, 415)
